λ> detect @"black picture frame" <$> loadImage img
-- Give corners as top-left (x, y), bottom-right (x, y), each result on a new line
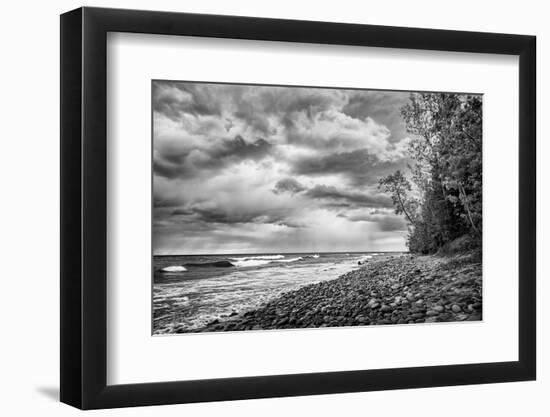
top-left (60, 6), bottom-right (536, 410)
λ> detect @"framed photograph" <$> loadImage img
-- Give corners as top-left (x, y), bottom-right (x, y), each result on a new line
top-left (60, 7), bottom-right (536, 409)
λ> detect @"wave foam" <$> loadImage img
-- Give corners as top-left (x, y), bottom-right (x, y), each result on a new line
top-left (230, 255), bottom-right (285, 261)
top-left (161, 265), bottom-right (187, 272)
top-left (276, 257), bottom-right (303, 263)
top-left (232, 256), bottom-right (303, 268)
top-left (232, 259), bottom-right (272, 267)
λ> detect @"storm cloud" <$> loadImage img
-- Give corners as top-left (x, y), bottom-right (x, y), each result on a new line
top-left (153, 81), bottom-right (412, 254)
top-left (291, 149), bottom-right (406, 186)
top-left (154, 135), bottom-right (273, 179)
top-left (304, 184), bottom-right (392, 208)
top-left (272, 178), bottom-right (307, 195)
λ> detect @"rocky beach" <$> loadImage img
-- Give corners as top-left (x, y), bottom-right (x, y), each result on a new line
top-left (181, 253), bottom-right (482, 333)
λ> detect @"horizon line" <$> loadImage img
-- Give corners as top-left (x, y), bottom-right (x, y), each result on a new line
top-left (153, 250), bottom-right (409, 257)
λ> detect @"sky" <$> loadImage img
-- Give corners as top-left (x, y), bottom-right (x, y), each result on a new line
top-left (152, 81), bottom-right (413, 255)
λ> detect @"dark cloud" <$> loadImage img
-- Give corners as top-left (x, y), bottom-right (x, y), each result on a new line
top-left (337, 212), bottom-right (407, 231)
top-left (192, 206), bottom-right (271, 224)
top-left (154, 135), bottom-right (272, 179)
top-left (272, 178), bottom-right (307, 195)
top-left (153, 82), bottom-right (223, 120)
top-left (182, 205), bottom-right (302, 228)
top-left (292, 149), bottom-right (402, 186)
top-left (170, 208), bottom-right (194, 216)
top-left (293, 149), bottom-right (374, 175)
top-left (153, 195), bottom-right (184, 209)
top-left (304, 184), bottom-right (392, 208)
top-left (212, 136), bottom-right (272, 160)
top-left (232, 87), bottom-right (345, 134)
top-left (153, 158), bottom-right (193, 180)
top-left (342, 91), bottom-right (410, 143)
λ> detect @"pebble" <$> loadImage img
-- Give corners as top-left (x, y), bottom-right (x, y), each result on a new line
top-left (182, 253), bottom-right (482, 333)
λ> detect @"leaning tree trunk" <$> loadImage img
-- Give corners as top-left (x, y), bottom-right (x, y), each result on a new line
top-left (458, 182), bottom-right (481, 238)
top-left (396, 191), bottom-right (416, 227)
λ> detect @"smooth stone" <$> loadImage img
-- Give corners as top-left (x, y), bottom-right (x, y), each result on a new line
top-left (433, 305), bottom-right (445, 312)
top-left (451, 304), bottom-right (462, 313)
top-left (380, 304), bottom-right (392, 313)
top-left (426, 310), bottom-right (439, 316)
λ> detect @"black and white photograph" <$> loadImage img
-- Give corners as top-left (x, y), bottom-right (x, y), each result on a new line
top-left (152, 81), bottom-right (483, 335)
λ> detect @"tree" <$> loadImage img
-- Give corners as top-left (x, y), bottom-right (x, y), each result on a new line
top-left (379, 93), bottom-right (482, 253)
top-left (378, 171), bottom-right (417, 226)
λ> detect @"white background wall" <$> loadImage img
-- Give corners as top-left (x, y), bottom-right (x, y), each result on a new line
top-left (0, 0), bottom-right (546, 415)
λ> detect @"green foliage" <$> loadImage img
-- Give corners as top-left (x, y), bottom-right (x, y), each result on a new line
top-left (379, 93), bottom-right (482, 254)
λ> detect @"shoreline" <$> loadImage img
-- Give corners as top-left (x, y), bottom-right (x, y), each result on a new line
top-left (177, 252), bottom-right (482, 333)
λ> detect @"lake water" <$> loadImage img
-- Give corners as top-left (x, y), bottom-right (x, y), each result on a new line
top-left (153, 252), bottom-right (387, 334)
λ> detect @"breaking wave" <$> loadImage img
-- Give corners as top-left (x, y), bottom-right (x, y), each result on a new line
top-left (161, 265), bottom-right (187, 273)
top-left (230, 255), bottom-right (285, 261)
top-left (231, 257), bottom-right (303, 268)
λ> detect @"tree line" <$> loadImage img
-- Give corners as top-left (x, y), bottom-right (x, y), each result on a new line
top-left (379, 93), bottom-right (482, 254)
